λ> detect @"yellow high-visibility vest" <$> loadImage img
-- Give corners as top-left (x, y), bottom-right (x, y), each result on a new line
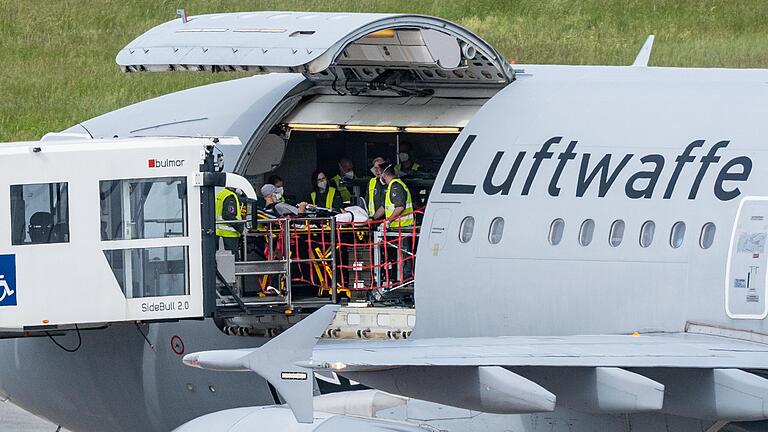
top-left (395, 162), bottom-right (421, 173)
top-left (215, 189), bottom-right (242, 238)
top-left (310, 187), bottom-right (337, 208)
top-left (367, 177), bottom-right (378, 217)
top-left (331, 174), bottom-right (352, 202)
top-left (384, 179), bottom-right (414, 227)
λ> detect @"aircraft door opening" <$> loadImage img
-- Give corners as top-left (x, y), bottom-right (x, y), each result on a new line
top-left (726, 197), bottom-right (768, 319)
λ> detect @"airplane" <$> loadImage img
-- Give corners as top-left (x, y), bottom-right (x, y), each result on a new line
top-left (0, 9), bottom-right (767, 432)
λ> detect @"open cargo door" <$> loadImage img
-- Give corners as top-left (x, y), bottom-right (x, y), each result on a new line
top-left (117, 12), bottom-right (514, 90)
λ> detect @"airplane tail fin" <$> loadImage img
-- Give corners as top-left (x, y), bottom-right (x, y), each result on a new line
top-left (183, 305), bottom-right (340, 423)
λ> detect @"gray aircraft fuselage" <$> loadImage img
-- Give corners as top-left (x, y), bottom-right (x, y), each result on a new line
top-left (1, 62), bottom-right (767, 432)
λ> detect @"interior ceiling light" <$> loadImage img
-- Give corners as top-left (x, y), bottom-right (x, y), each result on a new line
top-left (286, 123), bottom-right (342, 131)
top-left (344, 125), bottom-right (401, 133)
top-left (366, 29), bottom-right (396, 38)
top-left (403, 127), bottom-right (462, 134)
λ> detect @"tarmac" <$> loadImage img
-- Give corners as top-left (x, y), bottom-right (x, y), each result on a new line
top-left (0, 401), bottom-right (69, 431)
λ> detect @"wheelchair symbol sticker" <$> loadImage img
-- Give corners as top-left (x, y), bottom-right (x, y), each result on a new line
top-left (0, 255), bottom-right (17, 306)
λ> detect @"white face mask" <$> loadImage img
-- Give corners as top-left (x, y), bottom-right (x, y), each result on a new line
top-left (370, 167), bottom-right (378, 176)
top-left (274, 192), bottom-right (283, 201)
top-left (398, 152), bottom-right (409, 162)
top-left (317, 180), bottom-right (328, 190)
top-left (344, 171), bottom-right (354, 179)
top-left (275, 187), bottom-right (284, 195)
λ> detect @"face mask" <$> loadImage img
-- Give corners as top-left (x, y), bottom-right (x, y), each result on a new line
top-left (275, 187), bottom-right (284, 195)
top-left (398, 152), bottom-right (409, 162)
top-left (370, 167), bottom-right (378, 176)
top-left (274, 192), bottom-right (283, 201)
top-left (317, 180), bottom-right (328, 190)
top-left (344, 171), bottom-right (354, 179)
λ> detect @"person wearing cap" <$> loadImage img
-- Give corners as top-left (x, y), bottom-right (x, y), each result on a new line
top-left (261, 184), bottom-right (307, 217)
top-left (266, 174), bottom-right (286, 203)
top-left (367, 156), bottom-right (386, 217)
top-left (215, 186), bottom-right (246, 256)
top-left (332, 158), bottom-right (355, 203)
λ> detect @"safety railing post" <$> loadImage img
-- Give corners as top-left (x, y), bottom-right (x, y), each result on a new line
top-left (330, 217), bottom-right (337, 304)
top-left (284, 219), bottom-right (292, 309)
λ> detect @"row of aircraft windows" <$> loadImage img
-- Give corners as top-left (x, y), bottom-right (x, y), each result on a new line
top-left (458, 216), bottom-right (717, 250)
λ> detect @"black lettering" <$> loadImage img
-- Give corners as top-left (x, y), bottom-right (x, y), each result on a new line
top-left (483, 151), bottom-right (526, 195)
top-left (441, 135), bottom-right (477, 194)
top-left (689, 140), bottom-right (728, 199)
top-left (576, 153), bottom-right (634, 197)
top-left (548, 140), bottom-right (577, 197)
top-left (624, 154), bottom-right (665, 199)
top-left (522, 137), bottom-right (561, 195)
top-left (715, 156), bottom-right (752, 201)
top-left (663, 140), bottom-right (704, 199)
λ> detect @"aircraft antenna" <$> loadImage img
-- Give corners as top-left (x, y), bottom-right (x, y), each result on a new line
top-left (632, 35), bottom-right (655, 67)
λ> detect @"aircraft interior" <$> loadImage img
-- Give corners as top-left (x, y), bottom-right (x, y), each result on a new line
top-left (229, 92), bottom-right (490, 309)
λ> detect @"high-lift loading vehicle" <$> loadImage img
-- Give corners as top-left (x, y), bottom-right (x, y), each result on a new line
top-left (0, 136), bottom-right (256, 332)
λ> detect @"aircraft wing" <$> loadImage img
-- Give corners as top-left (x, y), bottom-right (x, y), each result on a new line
top-left (184, 307), bottom-right (768, 423)
top-left (311, 332), bottom-right (768, 421)
top-left (312, 332), bottom-right (768, 369)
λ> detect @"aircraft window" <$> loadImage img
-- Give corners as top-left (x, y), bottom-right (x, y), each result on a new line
top-left (103, 246), bottom-right (189, 298)
top-left (100, 177), bottom-right (188, 241)
top-left (549, 218), bottom-right (565, 245)
top-left (639, 221), bottom-right (656, 248)
top-left (459, 216), bottom-right (475, 243)
top-left (10, 182), bottom-right (70, 246)
top-left (609, 220), bottom-right (625, 247)
top-left (488, 217), bottom-right (504, 244)
top-left (700, 222), bottom-right (716, 249)
top-left (579, 219), bottom-right (595, 246)
top-left (670, 221), bottom-right (686, 249)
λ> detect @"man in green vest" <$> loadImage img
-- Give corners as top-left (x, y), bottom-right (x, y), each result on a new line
top-left (373, 163), bottom-right (415, 281)
top-left (373, 164), bottom-right (414, 228)
top-left (332, 157), bottom-right (355, 204)
top-left (215, 186), bottom-right (246, 257)
top-left (367, 156), bottom-right (386, 217)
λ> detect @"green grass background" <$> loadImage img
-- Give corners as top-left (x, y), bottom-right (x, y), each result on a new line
top-left (1, 0), bottom-right (766, 141)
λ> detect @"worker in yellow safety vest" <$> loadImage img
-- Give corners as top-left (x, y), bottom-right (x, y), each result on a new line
top-left (394, 142), bottom-right (421, 177)
top-left (367, 156), bottom-right (386, 217)
top-left (215, 187), bottom-right (246, 256)
top-left (373, 164), bottom-right (414, 228)
top-left (373, 163), bottom-right (415, 281)
top-left (331, 157), bottom-right (355, 203)
top-left (310, 170), bottom-right (342, 210)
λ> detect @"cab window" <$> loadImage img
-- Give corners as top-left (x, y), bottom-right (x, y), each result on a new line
top-left (100, 177), bottom-right (188, 241)
top-left (10, 183), bottom-right (70, 245)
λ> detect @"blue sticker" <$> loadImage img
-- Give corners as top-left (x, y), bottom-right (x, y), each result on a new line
top-left (0, 255), bottom-right (17, 307)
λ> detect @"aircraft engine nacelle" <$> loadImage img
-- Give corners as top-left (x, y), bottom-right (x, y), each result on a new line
top-left (174, 406), bottom-right (425, 432)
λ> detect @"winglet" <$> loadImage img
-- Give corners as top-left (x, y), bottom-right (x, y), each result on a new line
top-left (242, 305), bottom-right (340, 423)
top-left (632, 35), bottom-right (655, 67)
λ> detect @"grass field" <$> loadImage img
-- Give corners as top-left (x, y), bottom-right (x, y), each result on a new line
top-left (1, 0), bottom-right (767, 141)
